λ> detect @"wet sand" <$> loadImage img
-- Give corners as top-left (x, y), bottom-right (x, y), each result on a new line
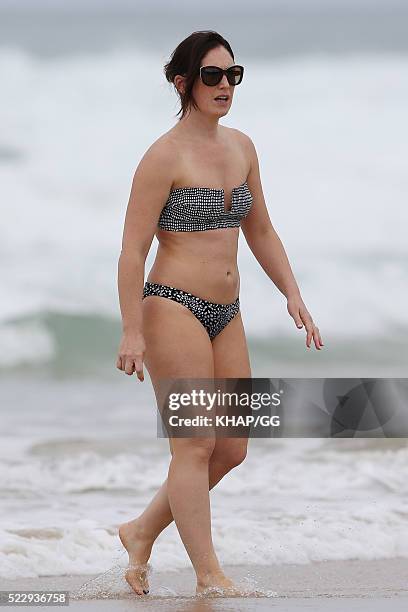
top-left (1, 558), bottom-right (407, 610)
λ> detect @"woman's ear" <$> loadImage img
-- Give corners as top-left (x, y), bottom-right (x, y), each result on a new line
top-left (174, 75), bottom-right (186, 95)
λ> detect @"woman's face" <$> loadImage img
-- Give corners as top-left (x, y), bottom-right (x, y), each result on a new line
top-left (192, 46), bottom-right (236, 117)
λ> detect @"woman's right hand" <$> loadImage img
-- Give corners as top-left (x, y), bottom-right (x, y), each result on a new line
top-left (116, 332), bottom-right (146, 381)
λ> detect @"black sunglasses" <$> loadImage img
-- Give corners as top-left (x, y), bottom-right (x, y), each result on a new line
top-left (199, 64), bottom-right (244, 86)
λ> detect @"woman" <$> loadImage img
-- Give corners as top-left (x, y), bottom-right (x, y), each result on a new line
top-left (116, 30), bottom-right (323, 597)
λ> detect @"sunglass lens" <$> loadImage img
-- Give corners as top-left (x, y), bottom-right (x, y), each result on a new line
top-left (227, 66), bottom-right (243, 85)
top-left (201, 67), bottom-right (222, 86)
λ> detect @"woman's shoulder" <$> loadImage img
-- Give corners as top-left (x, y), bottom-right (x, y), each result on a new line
top-left (139, 130), bottom-right (181, 170)
top-left (226, 126), bottom-right (254, 149)
top-left (224, 126), bottom-right (255, 169)
top-left (145, 129), bottom-right (178, 154)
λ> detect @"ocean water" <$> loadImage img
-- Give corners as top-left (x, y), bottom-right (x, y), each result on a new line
top-left (1, 46), bottom-right (407, 375)
top-left (1, 376), bottom-right (408, 579)
top-left (1, 5), bottom-right (408, 581)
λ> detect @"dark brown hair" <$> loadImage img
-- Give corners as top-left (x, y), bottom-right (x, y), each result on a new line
top-left (164, 30), bottom-right (235, 120)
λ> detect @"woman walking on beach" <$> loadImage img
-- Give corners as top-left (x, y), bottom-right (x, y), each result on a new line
top-left (116, 30), bottom-right (323, 597)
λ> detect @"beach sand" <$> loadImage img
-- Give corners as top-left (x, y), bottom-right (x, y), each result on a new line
top-left (1, 558), bottom-right (407, 610)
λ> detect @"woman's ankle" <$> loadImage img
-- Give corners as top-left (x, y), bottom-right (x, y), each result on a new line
top-left (120, 517), bottom-right (157, 543)
top-left (196, 568), bottom-right (226, 587)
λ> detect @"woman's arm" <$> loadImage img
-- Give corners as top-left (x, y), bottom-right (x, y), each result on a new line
top-left (117, 139), bottom-right (176, 379)
top-left (241, 134), bottom-right (323, 350)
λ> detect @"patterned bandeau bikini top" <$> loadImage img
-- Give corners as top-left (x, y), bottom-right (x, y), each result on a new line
top-left (157, 180), bottom-right (253, 232)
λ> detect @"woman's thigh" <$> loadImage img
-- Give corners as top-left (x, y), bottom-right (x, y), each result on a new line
top-left (142, 296), bottom-right (216, 456)
top-left (142, 295), bottom-right (214, 379)
top-left (212, 311), bottom-right (251, 378)
top-left (211, 311), bottom-right (252, 460)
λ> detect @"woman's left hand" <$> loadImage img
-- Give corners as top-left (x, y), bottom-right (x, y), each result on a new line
top-left (286, 294), bottom-right (324, 350)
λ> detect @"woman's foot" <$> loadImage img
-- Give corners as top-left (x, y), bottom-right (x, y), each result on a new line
top-left (196, 571), bottom-right (244, 597)
top-left (118, 519), bottom-right (154, 595)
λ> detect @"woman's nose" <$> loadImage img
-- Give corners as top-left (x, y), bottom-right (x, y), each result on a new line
top-left (220, 73), bottom-right (230, 86)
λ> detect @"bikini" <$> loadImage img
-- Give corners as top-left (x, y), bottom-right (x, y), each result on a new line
top-left (142, 180), bottom-right (253, 340)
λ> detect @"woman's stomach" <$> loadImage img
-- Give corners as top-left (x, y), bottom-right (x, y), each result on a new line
top-left (146, 228), bottom-right (240, 303)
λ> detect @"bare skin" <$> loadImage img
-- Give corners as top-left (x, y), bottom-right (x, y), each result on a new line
top-left (119, 310), bottom-right (251, 595)
top-left (116, 44), bottom-right (324, 597)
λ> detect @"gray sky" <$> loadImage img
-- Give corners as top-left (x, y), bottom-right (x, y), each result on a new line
top-left (0, 0), bottom-right (405, 11)
top-left (1, 0), bottom-right (405, 58)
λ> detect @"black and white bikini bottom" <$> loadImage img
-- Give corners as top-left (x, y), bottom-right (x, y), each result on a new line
top-left (142, 281), bottom-right (240, 341)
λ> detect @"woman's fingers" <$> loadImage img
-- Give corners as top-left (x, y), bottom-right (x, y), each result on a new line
top-left (292, 302), bottom-right (324, 351)
top-left (305, 322), bottom-right (313, 348)
top-left (288, 304), bottom-right (303, 328)
top-left (299, 309), bottom-right (313, 348)
top-left (312, 327), bottom-right (321, 349)
top-left (124, 358), bottom-right (136, 375)
top-left (314, 326), bottom-right (324, 349)
top-left (116, 333), bottom-right (146, 381)
top-left (117, 354), bottom-right (144, 380)
top-left (305, 323), bottom-right (324, 350)
top-left (134, 357), bottom-right (145, 381)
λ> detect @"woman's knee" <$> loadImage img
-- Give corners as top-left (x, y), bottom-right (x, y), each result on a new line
top-left (171, 437), bottom-right (217, 463)
top-left (213, 439), bottom-right (248, 471)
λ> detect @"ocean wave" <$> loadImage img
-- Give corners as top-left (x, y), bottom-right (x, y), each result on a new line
top-left (1, 48), bottom-right (407, 369)
top-left (1, 441), bottom-right (408, 578)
